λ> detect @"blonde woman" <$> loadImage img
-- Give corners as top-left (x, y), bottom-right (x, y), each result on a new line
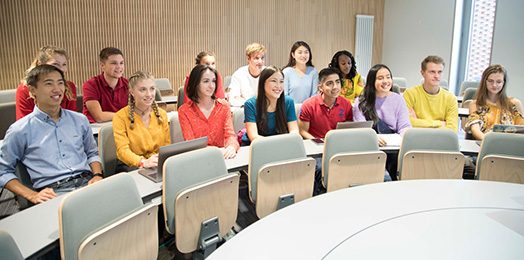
top-left (113, 71), bottom-right (170, 172)
top-left (16, 46), bottom-right (77, 120)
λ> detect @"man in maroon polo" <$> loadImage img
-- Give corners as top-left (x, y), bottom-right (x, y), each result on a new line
top-left (82, 47), bottom-right (129, 123)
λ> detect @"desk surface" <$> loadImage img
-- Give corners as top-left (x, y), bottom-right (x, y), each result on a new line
top-left (208, 180), bottom-right (524, 260)
top-left (0, 137), bottom-right (480, 258)
top-left (161, 95), bottom-right (177, 104)
top-left (459, 107), bottom-right (469, 117)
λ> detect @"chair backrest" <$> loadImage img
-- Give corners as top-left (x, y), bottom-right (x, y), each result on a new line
top-left (392, 77), bottom-right (407, 88)
top-left (177, 86), bottom-right (184, 110)
top-left (162, 147), bottom-right (238, 253)
top-left (294, 103), bottom-right (302, 119)
top-left (155, 88), bottom-right (162, 101)
top-left (248, 134), bottom-right (307, 202)
top-left (0, 102), bottom-right (16, 140)
top-left (0, 231), bottom-right (23, 260)
top-left (391, 83), bottom-right (401, 94)
top-left (224, 76), bottom-right (232, 91)
top-left (398, 128), bottom-right (461, 179)
top-left (169, 112), bottom-right (184, 143)
top-left (154, 78), bottom-right (172, 90)
top-left (462, 87), bottom-right (477, 103)
top-left (98, 125), bottom-right (117, 177)
top-left (0, 89), bottom-right (17, 103)
top-left (13, 162), bottom-right (35, 209)
top-left (476, 132), bottom-right (524, 181)
top-left (59, 174), bottom-right (156, 260)
top-left (459, 81), bottom-right (479, 96)
top-left (76, 94), bottom-right (83, 113)
top-left (323, 129), bottom-right (385, 190)
top-left (232, 107), bottom-right (245, 135)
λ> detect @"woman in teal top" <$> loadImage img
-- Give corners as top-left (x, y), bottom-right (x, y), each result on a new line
top-left (283, 41), bottom-right (318, 103)
top-left (242, 66), bottom-right (298, 145)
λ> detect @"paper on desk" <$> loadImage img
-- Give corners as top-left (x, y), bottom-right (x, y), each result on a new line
top-left (378, 134), bottom-right (402, 147)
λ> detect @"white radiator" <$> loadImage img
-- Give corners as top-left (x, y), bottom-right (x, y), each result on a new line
top-left (355, 14), bottom-right (374, 79)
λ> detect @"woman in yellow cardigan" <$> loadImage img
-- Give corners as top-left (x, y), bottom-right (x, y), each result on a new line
top-left (113, 71), bottom-right (171, 172)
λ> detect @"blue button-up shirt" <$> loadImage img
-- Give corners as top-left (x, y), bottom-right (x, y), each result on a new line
top-left (0, 107), bottom-right (101, 189)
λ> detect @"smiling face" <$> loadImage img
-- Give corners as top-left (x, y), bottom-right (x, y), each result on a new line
top-left (200, 55), bottom-right (216, 69)
top-left (43, 54), bottom-right (68, 74)
top-left (337, 54), bottom-right (352, 77)
top-left (264, 71), bottom-right (284, 101)
top-left (100, 54), bottom-right (124, 79)
top-left (28, 70), bottom-right (65, 110)
top-left (486, 72), bottom-right (505, 96)
top-left (196, 69), bottom-right (217, 101)
top-left (421, 62), bottom-right (443, 88)
top-left (130, 78), bottom-right (156, 108)
top-left (247, 52), bottom-right (265, 77)
top-left (374, 67), bottom-right (392, 97)
top-left (319, 73), bottom-right (341, 100)
top-left (292, 45), bottom-right (310, 66)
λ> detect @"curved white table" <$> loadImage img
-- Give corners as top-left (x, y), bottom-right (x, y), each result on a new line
top-left (208, 180), bottom-right (524, 260)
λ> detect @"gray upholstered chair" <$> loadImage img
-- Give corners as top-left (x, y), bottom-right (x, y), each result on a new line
top-left (0, 89), bottom-right (17, 104)
top-left (248, 134), bottom-right (315, 218)
top-left (59, 174), bottom-right (158, 260)
top-left (459, 81), bottom-right (479, 96)
top-left (177, 86), bottom-right (184, 110)
top-left (0, 231), bottom-right (23, 260)
top-left (392, 77), bottom-right (407, 89)
top-left (162, 147), bottom-right (239, 258)
top-left (391, 83), bottom-right (401, 94)
top-left (0, 102), bottom-right (16, 140)
top-left (398, 128), bottom-right (465, 180)
top-left (13, 162), bottom-right (35, 210)
top-left (76, 94), bottom-right (83, 113)
top-left (169, 112), bottom-right (184, 143)
top-left (98, 125), bottom-right (118, 177)
top-left (462, 87), bottom-right (477, 103)
top-left (224, 75), bottom-right (232, 92)
top-left (476, 132), bottom-right (524, 183)
top-left (232, 107), bottom-right (245, 136)
top-left (323, 129), bottom-right (386, 192)
top-left (154, 78), bottom-right (172, 91)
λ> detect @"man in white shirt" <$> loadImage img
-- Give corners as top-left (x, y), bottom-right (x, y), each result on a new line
top-left (228, 42), bottom-right (266, 107)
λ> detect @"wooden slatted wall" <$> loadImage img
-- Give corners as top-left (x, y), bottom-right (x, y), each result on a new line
top-left (0, 0), bottom-right (384, 92)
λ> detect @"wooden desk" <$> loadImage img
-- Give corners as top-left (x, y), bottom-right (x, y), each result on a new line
top-left (208, 180), bottom-right (524, 259)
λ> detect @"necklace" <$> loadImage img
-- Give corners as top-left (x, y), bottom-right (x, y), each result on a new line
top-left (135, 105), bottom-right (151, 117)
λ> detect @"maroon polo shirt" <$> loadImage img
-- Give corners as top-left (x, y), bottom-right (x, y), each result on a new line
top-left (299, 94), bottom-right (353, 138)
top-left (82, 73), bottom-right (129, 123)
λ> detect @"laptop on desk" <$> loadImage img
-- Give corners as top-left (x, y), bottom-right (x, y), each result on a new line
top-left (138, 137), bottom-right (208, 183)
top-left (336, 121), bottom-right (373, 129)
top-left (492, 124), bottom-right (524, 134)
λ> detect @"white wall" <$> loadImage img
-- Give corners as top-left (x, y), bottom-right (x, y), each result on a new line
top-left (491, 0), bottom-right (524, 102)
top-left (382, 0), bottom-right (456, 88)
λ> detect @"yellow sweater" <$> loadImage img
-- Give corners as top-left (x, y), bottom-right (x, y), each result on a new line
top-left (113, 106), bottom-right (171, 167)
top-left (403, 85), bottom-right (458, 131)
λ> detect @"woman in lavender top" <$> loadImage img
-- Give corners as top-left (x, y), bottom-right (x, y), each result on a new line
top-left (353, 64), bottom-right (411, 180)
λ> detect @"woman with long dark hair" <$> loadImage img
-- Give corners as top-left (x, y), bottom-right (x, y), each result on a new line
top-left (283, 41), bottom-right (318, 103)
top-left (328, 50), bottom-right (364, 103)
top-left (241, 66), bottom-right (298, 145)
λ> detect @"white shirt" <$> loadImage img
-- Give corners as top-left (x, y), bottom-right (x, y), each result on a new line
top-left (228, 65), bottom-right (265, 107)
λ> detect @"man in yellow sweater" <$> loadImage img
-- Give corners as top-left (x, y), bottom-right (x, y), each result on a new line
top-left (403, 56), bottom-right (458, 131)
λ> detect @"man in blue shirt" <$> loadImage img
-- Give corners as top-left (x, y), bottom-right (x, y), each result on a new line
top-left (0, 65), bottom-right (103, 204)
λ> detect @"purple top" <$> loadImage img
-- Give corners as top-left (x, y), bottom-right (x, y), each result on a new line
top-left (353, 92), bottom-right (412, 135)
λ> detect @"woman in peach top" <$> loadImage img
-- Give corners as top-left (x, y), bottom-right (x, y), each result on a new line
top-left (178, 65), bottom-right (239, 159)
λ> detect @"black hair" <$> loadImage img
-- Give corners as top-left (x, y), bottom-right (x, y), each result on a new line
top-left (186, 64), bottom-right (218, 103)
top-left (256, 66), bottom-right (288, 135)
top-left (328, 50), bottom-right (357, 80)
top-left (358, 64), bottom-right (393, 125)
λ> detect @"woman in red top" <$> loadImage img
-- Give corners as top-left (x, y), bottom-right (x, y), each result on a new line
top-left (178, 65), bottom-right (239, 159)
top-left (183, 51), bottom-right (225, 102)
top-left (16, 46), bottom-right (77, 120)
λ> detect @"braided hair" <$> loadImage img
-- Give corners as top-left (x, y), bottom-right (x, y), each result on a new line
top-left (128, 71), bottom-right (163, 130)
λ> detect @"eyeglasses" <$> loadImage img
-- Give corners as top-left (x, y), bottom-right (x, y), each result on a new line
top-left (487, 79), bottom-right (504, 86)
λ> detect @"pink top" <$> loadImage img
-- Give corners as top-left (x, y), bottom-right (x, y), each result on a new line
top-left (178, 99), bottom-right (239, 151)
